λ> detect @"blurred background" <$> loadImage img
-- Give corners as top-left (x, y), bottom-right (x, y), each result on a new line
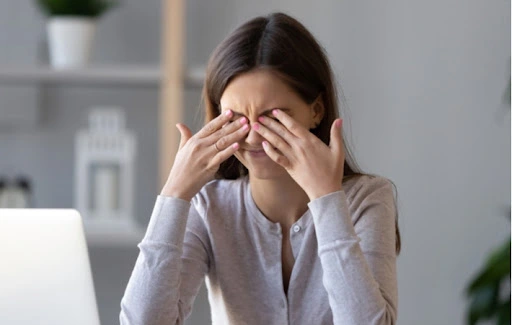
top-left (0, 0), bottom-right (509, 324)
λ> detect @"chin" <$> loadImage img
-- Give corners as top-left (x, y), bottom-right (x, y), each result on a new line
top-left (235, 152), bottom-right (287, 180)
top-left (247, 166), bottom-right (287, 180)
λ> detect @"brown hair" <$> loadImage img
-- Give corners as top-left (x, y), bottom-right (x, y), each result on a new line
top-left (201, 12), bottom-right (401, 255)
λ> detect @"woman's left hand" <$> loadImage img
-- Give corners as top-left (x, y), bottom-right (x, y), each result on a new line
top-left (253, 109), bottom-right (346, 200)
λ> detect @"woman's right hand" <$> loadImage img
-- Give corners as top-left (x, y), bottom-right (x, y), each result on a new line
top-left (160, 110), bottom-right (249, 201)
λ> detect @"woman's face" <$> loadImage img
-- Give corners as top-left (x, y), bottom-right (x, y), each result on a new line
top-left (219, 69), bottom-right (322, 179)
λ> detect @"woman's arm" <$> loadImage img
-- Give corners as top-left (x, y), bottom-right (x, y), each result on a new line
top-left (119, 194), bottom-right (211, 325)
top-left (308, 176), bottom-right (398, 325)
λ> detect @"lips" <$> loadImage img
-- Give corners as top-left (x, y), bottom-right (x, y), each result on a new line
top-left (246, 148), bottom-right (267, 158)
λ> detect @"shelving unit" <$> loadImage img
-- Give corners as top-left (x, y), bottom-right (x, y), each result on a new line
top-left (159, 0), bottom-right (186, 189)
top-left (0, 0), bottom-right (192, 189)
top-left (0, 0), bottom-right (195, 247)
top-left (0, 65), bottom-right (204, 87)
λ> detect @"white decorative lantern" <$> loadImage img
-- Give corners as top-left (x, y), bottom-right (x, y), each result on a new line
top-left (75, 107), bottom-right (137, 233)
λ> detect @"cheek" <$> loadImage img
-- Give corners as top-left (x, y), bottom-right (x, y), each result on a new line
top-left (233, 151), bottom-right (251, 169)
top-left (233, 151), bottom-right (244, 163)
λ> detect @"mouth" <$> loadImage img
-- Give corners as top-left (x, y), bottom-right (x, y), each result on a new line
top-left (246, 149), bottom-right (267, 158)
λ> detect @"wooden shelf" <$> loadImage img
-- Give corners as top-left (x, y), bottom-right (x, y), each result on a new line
top-left (0, 65), bottom-right (204, 88)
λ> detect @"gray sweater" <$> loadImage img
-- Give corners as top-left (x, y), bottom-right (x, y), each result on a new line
top-left (120, 175), bottom-right (398, 325)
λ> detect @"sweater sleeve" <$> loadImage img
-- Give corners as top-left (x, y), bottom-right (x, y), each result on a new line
top-left (119, 194), bottom-right (211, 325)
top-left (307, 176), bottom-right (398, 325)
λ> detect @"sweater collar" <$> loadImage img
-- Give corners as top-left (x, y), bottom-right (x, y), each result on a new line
top-left (242, 176), bottom-right (312, 235)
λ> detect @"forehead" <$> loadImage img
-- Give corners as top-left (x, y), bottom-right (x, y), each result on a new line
top-left (219, 69), bottom-right (304, 114)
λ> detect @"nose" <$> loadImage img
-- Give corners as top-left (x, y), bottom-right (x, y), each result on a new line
top-left (243, 121), bottom-right (266, 147)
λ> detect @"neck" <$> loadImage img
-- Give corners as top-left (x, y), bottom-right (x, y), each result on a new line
top-left (249, 173), bottom-right (310, 228)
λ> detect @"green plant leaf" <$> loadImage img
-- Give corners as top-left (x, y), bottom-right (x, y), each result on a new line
top-left (496, 297), bottom-right (511, 325)
top-left (35, 0), bottom-right (119, 17)
top-left (466, 283), bottom-right (499, 325)
top-left (466, 238), bottom-right (511, 294)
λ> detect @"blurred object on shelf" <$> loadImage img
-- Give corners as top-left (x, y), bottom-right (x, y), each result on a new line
top-left (75, 107), bottom-right (138, 231)
top-left (46, 18), bottom-right (96, 68)
top-left (0, 176), bottom-right (32, 208)
top-left (92, 163), bottom-right (118, 212)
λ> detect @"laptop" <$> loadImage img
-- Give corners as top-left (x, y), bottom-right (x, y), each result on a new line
top-left (0, 209), bottom-right (101, 325)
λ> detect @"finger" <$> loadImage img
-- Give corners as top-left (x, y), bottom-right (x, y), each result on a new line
top-left (329, 118), bottom-right (343, 154)
top-left (213, 122), bottom-right (250, 151)
top-left (176, 123), bottom-right (193, 150)
top-left (196, 109), bottom-right (234, 138)
top-left (262, 141), bottom-right (290, 168)
top-left (210, 142), bottom-right (241, 166)
top-left (271, 109), bottom-right (308, 138)
top-left (257, 115), bottom-right (296, 143)
top-left (252, 122), bottom-right (291, 154)
top-left (207, 116), bottom-right (249, 145)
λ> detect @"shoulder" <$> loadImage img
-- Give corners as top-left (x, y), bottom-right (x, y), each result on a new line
top-left (191, 176), bottom-right (248, 216)
top-left (343, 174), bottom-right (396, 210)
top-left (343, 175), bottom-right (398, 256)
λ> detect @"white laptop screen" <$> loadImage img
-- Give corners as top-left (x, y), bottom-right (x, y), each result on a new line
top-left (0, 209), bottom-right (100, 325)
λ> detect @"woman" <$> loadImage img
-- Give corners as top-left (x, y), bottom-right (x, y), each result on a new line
top-left (121, 12), bottom-right (401, 325)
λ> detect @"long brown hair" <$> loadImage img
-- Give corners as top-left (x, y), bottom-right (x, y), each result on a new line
top-left (201, 12), bottom-right (401, 255)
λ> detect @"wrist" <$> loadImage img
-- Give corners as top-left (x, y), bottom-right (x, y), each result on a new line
top-left (160, 184), bottom-right (193, 202)
top-left (308, 186), bottom-right (343, 201)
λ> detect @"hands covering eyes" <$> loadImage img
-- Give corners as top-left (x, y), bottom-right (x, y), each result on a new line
top-left (251, 109), bottom-right (346, 200)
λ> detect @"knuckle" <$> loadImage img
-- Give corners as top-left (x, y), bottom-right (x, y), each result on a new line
top-left (201, 153), bottom-right (212, 167)
top-left (289, 123), bottom-right (300, 133)
top-left (220, 121), bottom-right (238, 136)
top-left (233, 121), bottom-right (245, 132)
top-left (204, 123), bottom-right (216, 134)
top-left (278, 139), bottom-right (288, 149)
top-left (206, 160), bottom-right (219, 171)
top-left (300, 143), bottom-right (311, 154)
top-left (228, 122), bottom-right (241, 133)
top-left (217, 137), bottom-right (228, 148)
top-left (190, 140), bottom-right (203, 152)
top-left (198, 159), bottom-right (208, 168)
top-left (296, 137), bottom-right (307, 147)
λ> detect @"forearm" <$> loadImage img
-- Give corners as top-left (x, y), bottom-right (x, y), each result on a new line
top-left (120, 196), bottom-right (191, 325)
top-left (308, 190), bottom-right (398, 325)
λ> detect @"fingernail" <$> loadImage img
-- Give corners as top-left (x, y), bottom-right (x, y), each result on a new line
top-left (242, 124), bottom-right (249, 131)
top-left (336, 119), bottom-right (342, 128)
top-left (224, 110), bottom-right (232, 117)
top-left (262, 141), bottom-right (268, 148)
top-left (272, 109), bottom-right (278, 116)
top-left (240, 117), bottom-right (247, 124)
top-left (253, 123), bottom-right (260, 131)
top-left (258, 116), bottom-right (265, 123)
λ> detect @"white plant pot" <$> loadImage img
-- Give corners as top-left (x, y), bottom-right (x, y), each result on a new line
top-left (47, 17), bottom-right (96, 69)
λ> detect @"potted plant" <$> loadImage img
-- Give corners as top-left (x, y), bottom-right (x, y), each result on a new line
top-left (464, 74), bottom-right (511, 324)
top-left (465, 234), bottom-right (510, 325)
top-left (35, 0), bottom-right (119, 68)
